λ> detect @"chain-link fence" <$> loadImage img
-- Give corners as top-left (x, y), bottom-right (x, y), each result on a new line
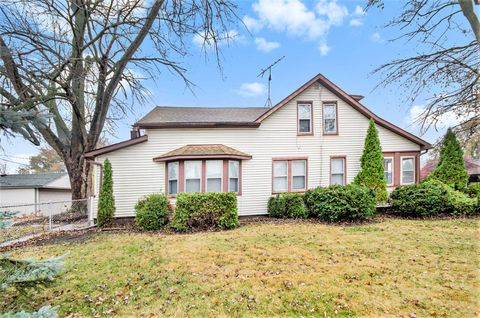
top-left (0, 198), bottom-right (93, 245)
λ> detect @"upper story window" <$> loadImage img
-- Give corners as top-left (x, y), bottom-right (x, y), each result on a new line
top-left (185, 160), bottom-right (202, 192)
top-left (330, 157), bottom-right (345, 185)
top-left (383, 157), bottom-right (393, 186)
top-left (167, 161), bottom-right (179, 195)
top-left (323, 102), bottom-right (338, 134)
top-left (206, 160), bottom-right (223, 192)
top-left (229, 160), bottom-right (240, 193)
top-left (273, 158), bottom-right (308, 193)
top-left (401, 157), bottom-right (415, 185)
top-left (297, 102), bottom-right (313, 135)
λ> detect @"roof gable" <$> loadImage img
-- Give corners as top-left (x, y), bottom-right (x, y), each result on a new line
top-left (256, 73), bottom-right (431, 149)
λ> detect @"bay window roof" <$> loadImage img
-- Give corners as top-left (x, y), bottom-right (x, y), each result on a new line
top-left (153, 144), bottom-right (252, 162)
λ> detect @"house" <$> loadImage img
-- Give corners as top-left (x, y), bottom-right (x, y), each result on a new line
top-left (0, 172), bottom-right (71, 216)
top-left (421, 157), bottom-right (480, 183)
top-left (84, 74), bottom-right (431, 218)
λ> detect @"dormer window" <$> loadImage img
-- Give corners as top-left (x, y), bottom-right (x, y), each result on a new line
top-left (297, 102), bottom-right (313, 135)
top-left (323, 102), bottom-right (338, 135)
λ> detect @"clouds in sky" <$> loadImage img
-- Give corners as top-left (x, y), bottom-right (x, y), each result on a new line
top-left (243, 0), bottom-right (367, 56)
top-left (254, 37), bottom-right (280, 52)
top-left (370, 32), bottom-right (384, 43)
top-left (236, 82), bottom-right (266, 97)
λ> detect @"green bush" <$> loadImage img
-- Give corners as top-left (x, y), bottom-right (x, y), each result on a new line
top-left (353, 119), bottom-right (388, 202)
top-left (464, 182), bottom-right (480, 198)
top-left (303, 184), bottom-right (376, 222)
top-left (391, 180), bottom-right (477, 217)
top-left (135, 193), bottom-right (169, 230)
top-left (171, 192), bottom-right (239, 232)
top-left (267, 193), bottom-right (307, 218)
top-left (97, 158), bottom-right (115, 227)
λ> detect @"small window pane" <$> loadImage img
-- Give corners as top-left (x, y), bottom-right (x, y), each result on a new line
top-left (292, 160), bottom-right (306, 176)
top-left (274, 177), bottom-right (288, 192)
top-left (402, 158), bottom-right (415, 184)
top-left (331, 174), bottom-right (344, 185)
top-left (168, 162), bottom-right (178, 180)
top-left (274, 161), bottom-right (288, 176)
top-left (186, 179), bottom-right (201, 192)
top-left (207, 179), bottom-right (222, 192)
top-left (403, 158), bottom-right (414, 171)
top-left (384, 158), bottom-right (393, 185)
top-left (298, 104), bottom-right (311, 119)
top-left (324, 104), bottom-right (337, 133)
top-left (206, 160), bottom-right (222, 178)
top-left (331, 158), bottom-right (344, 174)
top-left (403, 171), bottom-right (414, 184)
top-left (185, 161), bottom-right (202, 178)
top-left (292, 176), bottom-right (306, 189)
top-left (229, 178), bottom-right (239, 192)
top-left (299, 119), bottom-right (311, 132)
top-left (168, 180), bottom-right (178, 195)
top-left (229, 161), bottom-right (239, 178)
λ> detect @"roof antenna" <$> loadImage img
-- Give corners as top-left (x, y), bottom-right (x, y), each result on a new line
top-left (257, 56), bottom-right (285, 108)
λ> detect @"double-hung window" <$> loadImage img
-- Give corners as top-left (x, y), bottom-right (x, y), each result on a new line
top-left (273, 159), bottom-right (307, 193)
top-left (206, 160), bottom-right (223, 192)
top-left (185, 160), bottom-right (202, 192)
top-left (383, 157), bottom-right (393, 186)
top-left (401, 157), bottom-right (415, 185)
top-left (330, 157), bottom-right (345, 185)
top-left (167, 161), bottom-right (179, 195)
top-left (229, 160), bottom-right (240, 192)
top-left (323, 103), bottom-right (337, 134)
top-left (297, 103), bottom-right (312, 134)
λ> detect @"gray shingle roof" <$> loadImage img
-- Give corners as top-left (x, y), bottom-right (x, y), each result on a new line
top-left (136, 106), bottom-right (267, 125)
top-left (0, 173), bottom-right (67, 189)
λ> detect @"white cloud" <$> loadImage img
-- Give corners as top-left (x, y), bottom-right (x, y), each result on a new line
top-left (318, 43), bottom-right (331, 56)
top-left (243, 16), bottom-right (263, 33)
top-left (349, 18), bottom-right (363, 26)
top-left (249, 0), bottom-right (351, 56)
top-left (408, 105), bottom-right (463, 129)
top-left (236, 82), bottom-right (266, 97)
top-left (354, 5), bottom-right (366, 16)
top-left (254, 37), bottom-right (280, 53)
top-left (370, 32), bottom-right (384, 43)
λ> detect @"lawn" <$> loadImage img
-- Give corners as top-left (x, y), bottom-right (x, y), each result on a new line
top-left (2, 217), bottom-right (479, 317)
top-left (0, 225), bottom-right (47, 243)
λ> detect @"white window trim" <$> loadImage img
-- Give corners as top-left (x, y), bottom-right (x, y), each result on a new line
top-left (400, 156), bottom-right (415, 185)
top-left (297, 103), bottom-right (312, 134)
top-left (206, 160), bottom-right (223, 192)
top-left (383, 157), bottom-right (394, 187)
top-left (184, 160), bottom-right (203, 193)
top-left (228, 160), bottom-right (240, 193)
top-left (167, 161), bottom-right (179, 195)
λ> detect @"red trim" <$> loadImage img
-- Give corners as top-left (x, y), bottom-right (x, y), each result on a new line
top-left (83, 135), bottom-right (148, 158)
top-left (222, 160), bottom-right (229, 192)
top-left (383, 151), bottom-right (421, 186)
top-left (297, 101), bottom-right (314, 136)
top-left (179, 161), bottom-right (185, 192)
top-left (154, 153), bottom-right (252, 162)
top-left (322, 101), bottom-right (338, 135)
top-left (382, 155), bottom-right (394, 187)
top-left (255, 73), bottom-right (431, 149)
top-left (330, 156), bottom-right (347, 185)
top-left (201, 160), bottom-right (206, 192)
top-left (238, 160), bottom-right (243, 196)
top-left (272, 157), bottom-right (308, 194)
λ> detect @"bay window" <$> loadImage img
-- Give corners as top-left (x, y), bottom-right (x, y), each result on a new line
top-left (330, 157), bottom-right (345, 185)
top-left (167, 161), bottom-right (179, 195)
top-left (297, 103), bottom-right (312, 134)
top-left (323, 103), bottom-right (337, 134)
top-left (185, 160), bottom-right (202, 192)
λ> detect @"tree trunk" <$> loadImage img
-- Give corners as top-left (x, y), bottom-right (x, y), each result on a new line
top-left (65, 151), bottom-right (88, 214)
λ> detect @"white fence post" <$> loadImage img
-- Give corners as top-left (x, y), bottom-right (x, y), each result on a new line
top-left (48, 202), bottom-right (52, 231)
top-left (88, 196), bottom-right (94, 226)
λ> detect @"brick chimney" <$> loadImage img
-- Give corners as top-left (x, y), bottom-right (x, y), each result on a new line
top-left (130, 127), bottom-right (139, 139)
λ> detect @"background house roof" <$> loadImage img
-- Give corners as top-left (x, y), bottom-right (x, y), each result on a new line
top-left (135, 106), bottom-right (267, 128)
top-left (420, 157), bottom-right (480, 180)
top-left (0, 173), bottom-right (69, 189)
top-left (153, 144), bottom-right (252, 161)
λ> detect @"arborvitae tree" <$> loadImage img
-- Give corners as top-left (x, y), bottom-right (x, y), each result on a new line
top-left (354, 119), bottom-right (388, 202)
top-left (430, 128), bottom-right (469, 189)
top-left (97, 159), bottom-right (115, 227)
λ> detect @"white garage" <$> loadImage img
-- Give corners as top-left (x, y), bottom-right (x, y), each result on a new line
top-left (0, 173), bottom-right (71, 216)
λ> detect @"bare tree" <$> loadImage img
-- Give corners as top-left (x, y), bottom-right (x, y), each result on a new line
top-left (0, 0), bottom-right (239, 200)
top-left (367, 0), bottom-right (479, 147)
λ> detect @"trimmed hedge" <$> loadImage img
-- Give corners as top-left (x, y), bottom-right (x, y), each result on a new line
top-left (303, 185), bottom-right (376, 222)
top-left (135, 193), bottom-right (170, 230)
top-left (391, 180), bottom-right (477, 217)
top-left (465, 182), bottom-right (480, 198)
top-left (171, 192), bottom-right (239, 232)
top-left (267, 193), bottom-right (307, 219)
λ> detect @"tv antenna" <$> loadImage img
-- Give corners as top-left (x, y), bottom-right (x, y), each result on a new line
top-left (257, 56), bottom-right (285, 108)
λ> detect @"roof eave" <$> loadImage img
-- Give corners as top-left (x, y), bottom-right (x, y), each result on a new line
top-left (153, 154), bottom-right (253, 162)
top-left (135, 122), bottom-right (261, 129)
top-left (83, 135), bottom-right (148, 158)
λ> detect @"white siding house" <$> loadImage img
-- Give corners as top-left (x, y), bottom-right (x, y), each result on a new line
top-left (85, 74), bottom-right (431, 218)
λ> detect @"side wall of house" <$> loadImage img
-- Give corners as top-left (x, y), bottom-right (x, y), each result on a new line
top-left (91, 83), bottom-right (420, 218)
top-left (0, 188), bottom-right (37, 216)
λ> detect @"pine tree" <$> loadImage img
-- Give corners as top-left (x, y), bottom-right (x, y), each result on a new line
top-left (430, 128), bottom-right (469, 189)
top-left (354, 119), bottom-right (388, 202)
top-left (97, 159), bottom-right (115, 226)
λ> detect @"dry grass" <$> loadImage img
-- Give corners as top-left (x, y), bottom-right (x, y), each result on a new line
top-left (2, 217), bottom-right (479, 317)
top-left (0, 225), bottom-right (46, 243)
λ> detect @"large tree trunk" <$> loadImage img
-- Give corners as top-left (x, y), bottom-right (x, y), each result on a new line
top-left (65, 151), bottom-right (89, 213)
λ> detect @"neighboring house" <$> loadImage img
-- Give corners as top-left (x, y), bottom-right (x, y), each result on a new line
top-left (84, 74), bottom-right (431, 218)
top-left (421, 157), bottom-right (480, 183)
top-left (0, 173), bottom-right (71, 216)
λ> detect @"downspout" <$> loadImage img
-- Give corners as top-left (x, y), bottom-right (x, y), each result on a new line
top-left (84, 159), bottom-right (103, 226)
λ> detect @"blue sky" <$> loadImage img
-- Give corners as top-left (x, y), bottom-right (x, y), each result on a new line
top-left (1, 0), bottom-right (469, 172)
